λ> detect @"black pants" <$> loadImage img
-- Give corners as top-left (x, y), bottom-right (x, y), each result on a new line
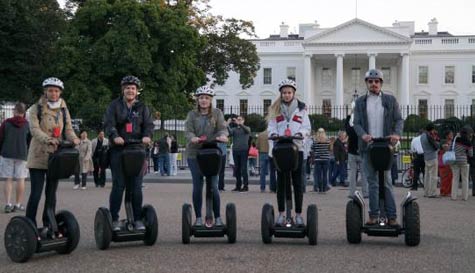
top-left (74, 172), bottom-right (87, 187)
top-left (109, 148), bottom-right (143, 221)
top-left (218, 155), bottom-right (226, 190)
top-left (412, 154), bottom-right (425, 190)
top-left (277, 152), bottom-right (304, 214)
top-left (26, 169), bottom-right (59, 227)
top-left (93, 159), bottom-right (106, 187)
top-left (233, 150), bottom-right (249, 189)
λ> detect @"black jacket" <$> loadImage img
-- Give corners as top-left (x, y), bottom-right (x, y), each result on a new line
top-left (344, 115), bottom-right (359, 156)
top-left (104, 97), bottom-right (154, 147)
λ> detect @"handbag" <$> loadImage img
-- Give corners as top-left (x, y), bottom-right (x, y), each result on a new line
top-left (442, 136), bottom-right (457, 165)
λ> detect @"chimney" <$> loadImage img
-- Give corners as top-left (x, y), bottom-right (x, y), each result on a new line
top-left (280, 22), bottom-right (289, 38)
top-left (428, 18), bottom-right (438, 35)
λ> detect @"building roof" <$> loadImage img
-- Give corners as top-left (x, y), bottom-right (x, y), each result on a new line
top-left (412, 31), bottom-right (453, 38)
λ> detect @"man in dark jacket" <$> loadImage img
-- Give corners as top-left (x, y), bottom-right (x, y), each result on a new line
top-left (331, 130), bottom-right (348, 187)
top-left (353, 69), bottom-right (403, 226)
top-left (228, 115), bottom-right (251, 192)
top-left (0, 103), bottom-right (30, 213)
top-left (104, 75), bottom-right (154, 231)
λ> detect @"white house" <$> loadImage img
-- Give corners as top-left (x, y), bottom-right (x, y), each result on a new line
top-left (215, 18), bottom-right (475, 119)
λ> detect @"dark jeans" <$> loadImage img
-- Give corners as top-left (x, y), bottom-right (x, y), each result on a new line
top-left (159, 153), bottom-right (170, 175)
top-left (218, 155), bottom-right (226, 190)
top-left (331, 161), bottom-right (347, 185)
top-left (233, 149), bottom-right (249, 189)
top-left (277, 152), bottom-right (303, 214)
top-left (259, 153), bottom-right (269, 190)
top-left (329, 158), bottom-right (336, 184)
top-left (152, 155), bottom-right (159, 172)
top-left (26, 168), bottom-right (59, 227)
top-left (74, 171), bottom-right (87, 187)
top-left (93, 159), bottom-right (106, 186)
top-left (413, 154), bottom-right (425, 190)
top-left (314, 160), bottom-right (329, 191)
top-left (391, 155), bottom-right (398, 185)
top-left (188, 158), bottom-right (220, 218)
top-left (470, 161), bottom-right (475, 196)
top-left (109, 148), bottom-right (143, 222)
top-left (269, 157), bottom-right (277, 192)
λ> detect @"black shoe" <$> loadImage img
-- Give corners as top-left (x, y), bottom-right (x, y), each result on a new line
top-left (410, 187), bottom-right (418, 191)
top-left (240, 186), bottom-right (249, 192)
top-left (231, 187), bottom-right (241, 192)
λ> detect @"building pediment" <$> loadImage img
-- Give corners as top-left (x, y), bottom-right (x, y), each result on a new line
top-left (259, 90), bottom-right (276, 97)
top-left (304, 18), bottom-right (412, 46)
top-left (440, 90), bottom-right (458, 96)
top-left (214, 90), bottom-right (227, 96)
top-left (236, 91), bottom-right (250, 96)
top-left (414, 90), bottom-right (431, 96)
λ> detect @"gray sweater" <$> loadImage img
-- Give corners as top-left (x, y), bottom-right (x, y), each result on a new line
top-left (229, 125), bottom-right (251, 151)
top-left (420, 133), bottom-right (438, 161)
top-left (185, 108), bottom-right (228, 159)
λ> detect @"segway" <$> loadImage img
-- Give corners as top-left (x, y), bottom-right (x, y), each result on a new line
top-left (346, 137), bottom-right (420, 246)
top-left (94, 139), bottom-right (158, 250)
top-left (182, 139), bottom-right (236, 244)
top-left (4, 141), bottom-right (80, 263)
top-left (261, 135), bottom-right (318, 245)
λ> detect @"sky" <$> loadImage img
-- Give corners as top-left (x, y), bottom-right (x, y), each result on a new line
top-left (58, 0), bottom-right (475, 38)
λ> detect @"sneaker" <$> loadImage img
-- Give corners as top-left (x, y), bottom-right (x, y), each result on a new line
top-left (366, 217), bottom-right (378, 225)
top-left (388, 219), bottom-right (399, 226)
top-left (240, 186), bottom-right (249, 192)
top-left (81, 186), bottom-right (86, 190)
top-left (14, 204), bottom-right (25, 211)
top-left (73, 184), bottom-right (80, 190)
top-left (295, 215), bottom-right (304, 226)
top-left (112, 221), bottom-right (121, 231)
top-left (135, 220), bottom-right (146, 231)
top-left (194, 217), bottom-right (203, 226)
top-left (276, 214), bottom-right (286, 226)
top-left (215, 217), bottom-right (224, 226)
top-left (4, 204), bottom-right (14, 213)
top-left (231, 187), bottom-right (241, 192)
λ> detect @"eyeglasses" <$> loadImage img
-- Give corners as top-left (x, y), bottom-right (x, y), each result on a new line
top-left (367, 79), bottom-right (381, 84)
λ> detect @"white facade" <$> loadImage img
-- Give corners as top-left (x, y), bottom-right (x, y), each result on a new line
top-left (215, 18), bottom-right (475, 111)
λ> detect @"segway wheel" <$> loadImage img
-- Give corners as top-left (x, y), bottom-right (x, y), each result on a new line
top-left (307, 204), bottom-right (318, 245)
top-left (142, 204), bottom-right (158, 246)
top-left (226, 203), bottom-right (237, 244)
top-left (261, 203), bottom-right (274, 244)
top-left (56, 210), bottom-right (80, 254)
top-left (404, 201), bottom-right (420, 247)
top-left (4, 217), bottom-right (38, 263)
top-left (94, 207), bottom-right (112, 250)
top-left (346, 200), bottom-right (362, 244)
top-left (182, 204), bottom-right (192, 244)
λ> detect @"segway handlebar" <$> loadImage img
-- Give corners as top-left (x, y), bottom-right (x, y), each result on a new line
top-left (369, 136), bottom-right (392, 143)
top-left (268, 135), bottom-right (304, 141)
top-left (124, 139), bottom-right (145, 145)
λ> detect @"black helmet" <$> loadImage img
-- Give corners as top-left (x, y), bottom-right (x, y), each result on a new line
top-left (121, 75), bottom-right (141, 88)
top-left (364, 69), bottom-right (383, 82)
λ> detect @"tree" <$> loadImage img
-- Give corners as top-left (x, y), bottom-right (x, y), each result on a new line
top-left (51, 0), bottom-right (205, 130)
top-left (0, 0), bottom-right (66, 103)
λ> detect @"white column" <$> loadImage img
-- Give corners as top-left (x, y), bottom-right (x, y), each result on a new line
top-left (368, 53), bottom-right (377, 70)
top-left (400, 53), bottom-right (410, 106)
top-left (335, 53), bottom-right (344, 106)
top-left (304, 54), bottom-right (313, 104)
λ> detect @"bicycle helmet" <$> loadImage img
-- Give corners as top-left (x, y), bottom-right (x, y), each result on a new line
top-left (195, 86), bottom-right (215, 97)
top-left (278, 79), bottom-right (297, 92)
top-left (364, 69), bottom-right (383, 82)
top-left (121, 75), bottom-right (141, 88)
top-left (42, 77), bottom-right (64, 90)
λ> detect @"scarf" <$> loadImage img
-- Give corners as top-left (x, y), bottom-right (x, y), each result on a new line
top-left (47, 98), bottom-right (63, 109)
top-left (280, 99), bottom-right (298, 122)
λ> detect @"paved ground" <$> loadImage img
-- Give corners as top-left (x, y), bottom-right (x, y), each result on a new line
top-left (0, 176), bottom-right (474, 273)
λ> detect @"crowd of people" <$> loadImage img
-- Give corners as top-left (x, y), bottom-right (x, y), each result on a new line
top-left (0, 70), bottom-right (473, 232)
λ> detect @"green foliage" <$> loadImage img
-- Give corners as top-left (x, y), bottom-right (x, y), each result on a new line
top-left (404, 114), bottom-right (430, 133)
top-left (0, 0), bottom-right (66, 103)
top-left (245, 113), bottom-right (266, 133)
top-left (308, 114), bottom-right (344, 132)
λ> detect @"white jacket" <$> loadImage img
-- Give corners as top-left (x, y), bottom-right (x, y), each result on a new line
top-left (267, 100), bottom-right (311, 152)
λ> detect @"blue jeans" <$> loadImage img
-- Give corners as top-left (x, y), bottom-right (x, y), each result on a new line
top-left (109, 148), bottom-right (143, 222)
top-left (218, 155), bottom-right (226, 190)
top-left (331, 161), bottom-right (347, 185)
top-left (158, 153), bottom-right (170, 175)
top-left (259, 153), bottom-right (269, 190)
top-left (188, 158), bottom-right (220, 218)
top-left (313, 160), bottom-right (329, 191)
top-left (233, 150), bottom-right (249, 189)
top-left (152, 156), bottom-right (159, 172)
top-left (269, 157), bottom-right (277, 192)
top-left (362, 152), bottom-right (397, 219)
top-left (328, 158), bottom-right (336, 185)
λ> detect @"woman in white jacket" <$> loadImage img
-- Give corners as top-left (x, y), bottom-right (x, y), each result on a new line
top-left (267, 79), bottom-right (311, 226)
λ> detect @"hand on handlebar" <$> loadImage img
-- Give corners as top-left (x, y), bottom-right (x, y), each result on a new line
top-left (191, 137), bottom-right (200, 144)
top-left (216, 135), bottom-right (228, 143)
top-left (388, 134), bottom-right (400, 144)
top-left (142, 137), bottom-right (151, 145)
top-left (73, 138), bottom-right (80, 145)
top-left (362, 134), bottom-right (372, 143)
